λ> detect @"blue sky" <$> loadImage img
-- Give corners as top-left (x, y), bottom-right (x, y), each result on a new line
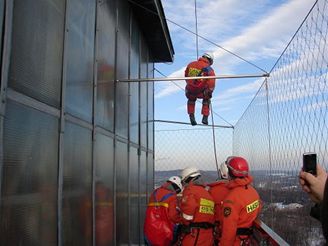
top-left (154, 0), bottom-right (316, 129)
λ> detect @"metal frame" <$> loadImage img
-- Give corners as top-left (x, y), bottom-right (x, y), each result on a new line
top-left (57, 0), bottom-right (70, 244)
top-left (0, 0), bottom-right (13, 215)
top-left (110, 73), bottom-right (270, 83)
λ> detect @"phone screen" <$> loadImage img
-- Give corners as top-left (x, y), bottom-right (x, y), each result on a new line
top-left (303, 152), bottom-right (317, 175)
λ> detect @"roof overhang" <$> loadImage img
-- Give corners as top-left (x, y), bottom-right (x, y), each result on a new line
top-left (130, 0), bottom-right (175, 63)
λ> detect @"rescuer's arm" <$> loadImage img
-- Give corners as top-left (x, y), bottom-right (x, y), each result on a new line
top-left (180, 191), bottom-right (197, 224)
top-left (168, 196), bottom-right (182, 224)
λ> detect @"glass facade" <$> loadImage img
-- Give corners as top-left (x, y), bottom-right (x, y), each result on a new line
top-left (0, 0), bottom-right (164, 245)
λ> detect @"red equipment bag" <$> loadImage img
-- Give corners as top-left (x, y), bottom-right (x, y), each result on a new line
top-left (144, 191), bottom-right (175, 246)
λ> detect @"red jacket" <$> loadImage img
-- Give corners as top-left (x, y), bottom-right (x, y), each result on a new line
top-left (180, 181), bottom-right (215, 246)
top-left (185, 57), bottom-right (215, 94)
top-left (144, 182), bottom-right (180, 246)
top-left (220, 176), bottom-right (261, 246)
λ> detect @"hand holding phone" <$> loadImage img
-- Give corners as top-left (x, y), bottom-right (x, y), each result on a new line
top-left (303, 152), bottom-right (317, 176)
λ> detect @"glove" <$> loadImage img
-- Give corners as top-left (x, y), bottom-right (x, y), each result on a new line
top-left (203, 89), bottom-right (212, 99)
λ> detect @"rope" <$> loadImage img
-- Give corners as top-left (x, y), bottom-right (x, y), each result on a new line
top-left (210, 103), bottom-right (220, 175)
top-left (194, 0), bottom-right (199, 59)
top-left (127, 0), bottom-right (268, 74)
top-left (154, 68), bottom-right (234, 126)
top-left (192, 0), bottom-right (219, 176)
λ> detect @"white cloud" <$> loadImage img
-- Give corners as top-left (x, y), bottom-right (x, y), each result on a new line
top-left (156, 0), bottom-right (314, 100)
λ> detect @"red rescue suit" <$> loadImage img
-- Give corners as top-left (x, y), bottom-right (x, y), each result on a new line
top-left (185, 57), bottom-right (216, 116)
top-left (207, 180), bottom-right (230, 244)
top-left (220, 176), bottom-right (261, 246)
top-left (180, 181), bottom-right (215, 246)
top-left (144, 182), bottom-right (180, 246)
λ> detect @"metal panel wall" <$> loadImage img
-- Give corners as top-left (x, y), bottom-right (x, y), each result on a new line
top-left (94, 133), bottom-right (114, 246)
top-left (96, 0), bottom-right (116, 132)
top-left (65, 0), bottom-right (95, 122)
top-left (115, 140), bottom-right (129, 244)
top-left (129, 18), bottom-right (140, 145)
top-left (147, 153), bottom-right (154, 203)
top-left (140, 38), bottom-right (148, 149)
top-left (115, 0), bottom-right (129, 139)
top-left (62, 122), bottom-right (92, 246)
top-left (8, 0), bottom-right (65, 108)
top-left (129, 146), bottom-right (140, 244)
top-left (0, 100), bottom-right (58, 246)
top-left (139, 151), bottom-right (147, 241)
top-left (148, 64), bottom-right (154, 151)
top-left (0, 0), bottom-right (157, 245)
top-left (0, 0), bottom-right (4, 78)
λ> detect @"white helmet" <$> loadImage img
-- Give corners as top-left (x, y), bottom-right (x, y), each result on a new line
top-left (202, 52), bottom-right (214, 65)
top-left (181, 167), bottom-right (201, 182)
top-left (168, 176), bottom-right (183, 191)
top-left (219, 162), bottom-right (229, 179)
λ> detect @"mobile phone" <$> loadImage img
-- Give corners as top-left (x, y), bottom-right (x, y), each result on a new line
top-left (303, 152), bottom-right (317, 175)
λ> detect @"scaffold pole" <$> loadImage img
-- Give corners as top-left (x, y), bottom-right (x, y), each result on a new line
top-left (153, 119), bottom-right (234, 129)
top-left (111, 73), bottom-right (269, 83)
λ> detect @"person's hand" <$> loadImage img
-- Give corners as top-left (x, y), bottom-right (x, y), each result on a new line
top-left (299, 164), bottom-right (327, 203)
top-left (203, 89), bottom-right (212, 99)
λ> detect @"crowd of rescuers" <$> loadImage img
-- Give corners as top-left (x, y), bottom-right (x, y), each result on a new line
top-left (144, 156), bottom-right (261, 246)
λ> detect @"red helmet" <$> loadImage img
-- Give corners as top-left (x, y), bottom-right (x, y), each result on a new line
top-left (226, 156), bottom-right (249, 177)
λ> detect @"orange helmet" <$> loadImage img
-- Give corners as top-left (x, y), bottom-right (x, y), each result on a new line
top-left (226, 156), bottom-right (249, 177)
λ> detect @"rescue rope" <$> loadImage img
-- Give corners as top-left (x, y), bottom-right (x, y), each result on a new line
top-left (210, 103), bottom-right (220, 175)
top-left (193, 0), bottom-right (219, 176)
top-left (194, 0), bottom-right (199, 59)
top-left (127, 0), bottom-right (268, 74)
top-left (153, 68), bottom-right (234, 127)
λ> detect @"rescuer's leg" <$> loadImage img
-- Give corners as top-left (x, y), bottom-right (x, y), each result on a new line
top-left (201, 99), bottom-right (210, 125)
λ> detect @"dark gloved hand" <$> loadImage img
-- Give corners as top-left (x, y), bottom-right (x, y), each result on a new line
top-left (203, 89), bottom-right (212, 99)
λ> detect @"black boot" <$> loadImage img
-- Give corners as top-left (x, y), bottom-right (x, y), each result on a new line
top-left (189, 114), bottom-right (197, 126)
top-left (202, 115), bottom-right (208, 125)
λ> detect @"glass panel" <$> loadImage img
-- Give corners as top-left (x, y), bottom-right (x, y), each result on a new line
top-left (0, 100), bottom-right (58, 246)
top-left (147, 153), bottom-right (154, 201)
top-left (115, 140), bottom-right (129, 244)
top-left (129, 146), bottom-right (139, 244)
top-left (129, 19), bottom-right (140, 144)
top-left (65, 0), bottom-right (95, 122)
top-left (62, 122), bottom-right (92, 246)
top-left (148, 78), bottom-right (154, 151)
top-left (96, 0), bottom-right (116, 131)
top-left (0, 0), bottom-right (4, 77)
top-left (8, 0), bottom-right (65, 108)
top-left (95, 133), bottom-right (114, 246)
top-left (115, 1), bottom-right (129, 139)
top-left (140, 40), bottom-right (148, 148)
top-left (139, 151), bottom-right (147, 241)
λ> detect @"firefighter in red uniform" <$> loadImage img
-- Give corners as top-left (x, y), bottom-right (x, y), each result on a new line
top-left (220, 157), bottom-right (261, 246)
top-left (185, 52), bottom-right (216, 126)
top-left (207, 162), bottom-right (230, 245)
top-left (179, 167), bottom-right (215, 246)
top-left (144, 176), bottom-right (183, 246)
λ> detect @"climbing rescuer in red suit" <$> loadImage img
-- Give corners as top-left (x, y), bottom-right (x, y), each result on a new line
top-left (207, 162), bottom-right (230, 245)
top-left (220, 157), bottom-right (261, 246)
top-left (179, 167), bottom-right (215, 246)
top-left (185, 52), bottom-right (216, 126)
top-left (144, 176), bottom-right (183, 246)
